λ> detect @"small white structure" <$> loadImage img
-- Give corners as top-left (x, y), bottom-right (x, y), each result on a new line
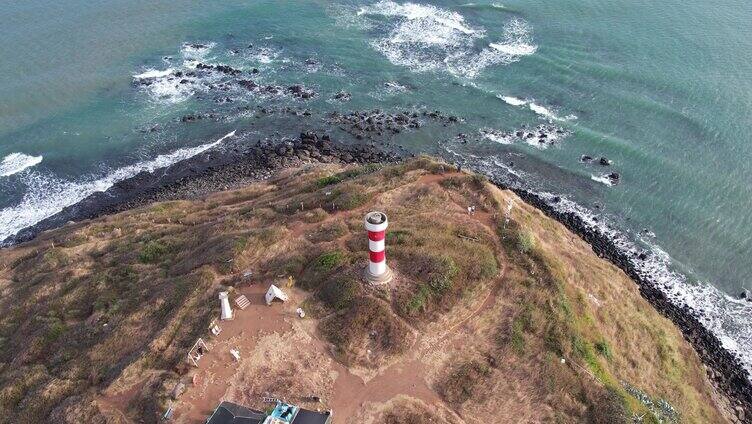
top-left (230, 348), bottom-right (241, 362)
top-left (296, 307), bottom-right (306, 318)
top-left (219, 291), bottom-right (233, 321)
top-left (265, 284), bottom-right (289, 305)
top-left (209, 319), bottom-right (222, 336)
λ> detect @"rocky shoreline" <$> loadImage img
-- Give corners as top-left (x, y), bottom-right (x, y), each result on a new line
top-left (495, 181), bottom-right (752, 422)
top-left (2, 131), bottom-right (403, 247)
top-left (2, 132), bottom-right (749, 420)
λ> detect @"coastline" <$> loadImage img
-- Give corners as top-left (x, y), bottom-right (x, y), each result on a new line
top-left (495, 181), bottom-right (752, 419)
top-left (2, 131), bottom-right (404, 247)
top-left (2, 131), bottom-right (750, 418)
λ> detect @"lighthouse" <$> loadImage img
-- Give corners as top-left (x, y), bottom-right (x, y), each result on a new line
top-left (364, 211), bottom-right (393, 284)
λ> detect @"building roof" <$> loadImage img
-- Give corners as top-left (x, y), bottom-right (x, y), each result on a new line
top-left (291, 408), bottom-right (332, 424)
top-left (206, 401), bottom-right (266, 424)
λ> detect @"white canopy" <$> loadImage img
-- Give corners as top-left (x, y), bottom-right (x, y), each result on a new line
top-left (265, 284), bottom-right (289, 305)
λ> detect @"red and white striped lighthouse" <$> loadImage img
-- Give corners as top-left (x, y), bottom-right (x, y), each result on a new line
top-left (364, 211), bottom-right (393, 283)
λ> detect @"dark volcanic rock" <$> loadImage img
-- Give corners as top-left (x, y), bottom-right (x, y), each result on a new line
top-left (333, 91), bottom-right (351, 101)
top-left (237, 80), bottom-right (258, 90)
top-left (740, 289), bottom-right (751, 301)
top-left (195, 62), bottom-right (242, 76)
top-left (286, 85), bottom-right (316, 99)
top-left (3, 131), bottom-right (402, 248)
top-left (326, 109), bottom-right (458, 141)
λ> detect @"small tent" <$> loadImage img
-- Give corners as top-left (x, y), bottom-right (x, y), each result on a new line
top-left (265, 284), bottom-right (289, 305)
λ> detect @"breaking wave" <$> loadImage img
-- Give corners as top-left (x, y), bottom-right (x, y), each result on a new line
top-left (358, 1), bottom-right (536, 78)
top-left (0, 153), bottom-right (43, 177)
top-left (498, 94), bottom-right (577, 122)
top-left (499, 95), bottom-right (527, 106)
top-left (591, 173), bottom-right (616, 186)
top-left (0, 131), bottom-right (235, 242)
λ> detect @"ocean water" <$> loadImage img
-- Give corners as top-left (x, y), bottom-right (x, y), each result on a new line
top-left (1, 0), bottom-right (751, 375)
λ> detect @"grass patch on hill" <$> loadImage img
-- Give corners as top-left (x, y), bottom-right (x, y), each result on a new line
top-left (315, 164), bottom-right (383, 188)
top-left (493, 216), bottom-right (705, 423)
top-left (389, 217), bottom-right (498, 319)
top-left (438, 359), bottom-right (492, 405)
top-left (320, 297), bottom-right (410, 367)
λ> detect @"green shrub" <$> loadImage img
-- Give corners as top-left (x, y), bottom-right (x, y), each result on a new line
top-left (139, 241), bottom-right (169, 263)
top-left (318, 278), bottom-right (361, 310)
top-left (307, 222), bottom-right (347, 243)
top-left (439, 176), bottom-right (466, 190)
top-left (595, 339), bottom-right (612, 360)
top-left (313, 251), bottom-right (345, 272)
top-left (316, 165), bottom-right (381, 188)
top-left (470, 173), bottom-right (488, 189)
top-left (44, 321), bottom-right (67, 343)
top-left (42, 248), bottom-right (70, 271)
top-left (405, 285), bottom-right (431, 314)
top-left (517, 229), bottom-right (536, 253)
top-left (428, 256), bottom-right (458, 295)
top-left (336, 191), bottom-right (369, 210)
top-left (320, 297), bottom-right (410, 365)
top-left (316, 175), bottom-right (342, 187)
top-left (510, 319), bottom-right (526, 355)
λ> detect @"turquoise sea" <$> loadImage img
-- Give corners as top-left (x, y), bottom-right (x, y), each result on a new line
top-left (1, 0), bottom-right (751, 375)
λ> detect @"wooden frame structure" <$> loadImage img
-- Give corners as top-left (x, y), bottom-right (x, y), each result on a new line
top-left (188, 338), bottom-right (209, 367)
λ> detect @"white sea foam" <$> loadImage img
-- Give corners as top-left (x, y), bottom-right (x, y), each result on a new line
top-left (0, 153), bottom-right (43, 177)
top-left (359, 1), bottom-right (534, 78)
top-left (133, 68), bottom-right (175, 80)
top-left (0, 131), bottom-right (235, 242)
top-left (497, 93), bottom-right (577, 122)
top-left (250, 47), bottom-right (280, 64)
top-left (591, 174), bottom-right (615, 186)
top-left (359, 0), bottom-right (477, 35)
top-left (133, 42), bottom-right (225, 104)
top-left (528, 102), bottom-right (577, 122)
top-left (489, 41), bottom-right (537, 56)
top-left (499, 95), bottom-right (527, 106)
top-left (481, 129), bottom-right (514, 144)
top-left (180, 42), bottom-right (216, 61)
top-left (488, 18), bottom-right (537, 55)
top-left (528, 102), bottom-right (555, 119)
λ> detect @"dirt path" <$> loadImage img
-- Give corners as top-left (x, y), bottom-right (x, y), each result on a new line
top-left (328, 358), bottom-right (441, 423)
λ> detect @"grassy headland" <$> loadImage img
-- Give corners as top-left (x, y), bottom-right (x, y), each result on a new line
top-left (0, 157), bottom-right (730, 423)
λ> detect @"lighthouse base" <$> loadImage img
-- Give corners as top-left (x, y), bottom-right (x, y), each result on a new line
top-left (364, 265), bottom-right (394, 285)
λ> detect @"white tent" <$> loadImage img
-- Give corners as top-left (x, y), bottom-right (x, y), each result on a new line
top-left (265, 284), bottom-right (289, 305)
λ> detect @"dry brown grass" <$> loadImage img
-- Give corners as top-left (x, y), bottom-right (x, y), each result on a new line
top-left (0, 157), bottom-right (728, 423)
top-left (373, 396), bottom-right (453, 424)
